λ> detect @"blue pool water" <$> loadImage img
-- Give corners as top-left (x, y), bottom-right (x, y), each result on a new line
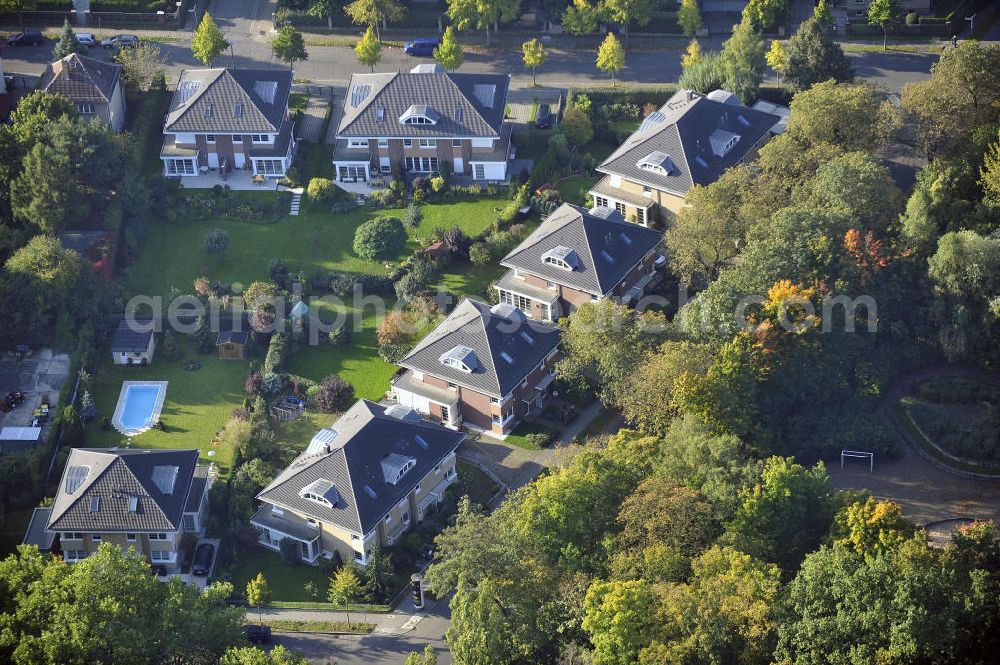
top-left (119, 385), bottom-right (163, 431)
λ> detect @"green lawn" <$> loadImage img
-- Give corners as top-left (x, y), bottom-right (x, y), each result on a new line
top-left (127, 194), bottom-right (508, 298)
top-left (555, 175), bottom-right (600, 206)
top-left (229, 549), bottom-right (334, 603)
top-left (504, 421), bottom-right (557, 450)
top-left (83, 336), bottom-right (247, 471)
top-left (258, 619), bottom-right (374, 634)
top-left (435, 263), bottom-right (505, 302)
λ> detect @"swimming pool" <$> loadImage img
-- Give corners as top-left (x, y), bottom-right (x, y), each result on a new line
top-left (111, 381), bottom-right (168, 436)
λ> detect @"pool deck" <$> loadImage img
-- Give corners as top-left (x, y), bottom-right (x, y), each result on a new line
top-left (111, 381), bottom-right (169, 437)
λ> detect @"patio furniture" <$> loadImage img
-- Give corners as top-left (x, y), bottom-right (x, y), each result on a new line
top-left (252, 175), bottom-right (266, 186)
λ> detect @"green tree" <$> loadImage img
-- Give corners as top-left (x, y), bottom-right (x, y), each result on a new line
top-left (0, 0), bottom-right (37, 28)
top-left (7, 90), bottom-right (77, 146)
top-left (868, 0), bottom-right (902, 50)
top-left (446, 0), bottom-right (520, 48)
top-left (272, 25), bottom-right (308, 69)
top-left (203, 228), bottom-right (230, 255)
top-left (718, 17), bottom-right (766, 103)
top-left (327, 566), bottom-right (363, 626)
top-left (679, 50), bottom-right (724, 92)
top-left (53, 19), bottom-right (80, 59)
top-left (813, 0), bottom-right (833, 23)
top-left (724, 456), bottom-right (836, 571)
top-left (245, 572), bottom-right (271, 625)
top-left (596, 32), bottom-right (625, 87)
top-left (646, 546), bottom-right (781, 664)
top-left (434, 26), bottom-right (464, 71)
top-left (833, 498), bottom-right (916, 558)
top-left (363, 545), bottom-right (394, 600)
top-left (220, 645), bottom-right (310, 665)
top-left (807, 151), bottom-right (902, 231)
top-left (562, 0), bottom-right (600, 35)
top-left (981, 129), bottom-right (1000, 206)
top-left (192, 12), bottom-right (229, 66)
top-left (353, 216), bottom-right (406, 260)
top-left (617, 476), bottom-right (719, 557)
top-left (560, 107), bottom-right (593, 146)
top-left (619, 341), bottom-right (714, 435)
top-left (681, 38), bottom-right (702, 68)
top-left (742, 0), bottom-right (789, 30)
top-left (678, 0), bottom-right (702, 37)
top-left (307, 0), bottom-right (338, 29)
top-left (355, 26), bottom-right (381, 72)
top-left (602, 0), bottom-right (655, 47)
top-left (114, 40), bottom-right (165, 92)
top-left (765, 39), bottom-right (786, 83)
top-left (447, 575), bottom-right (518, 665)
top-left (787, 80), bottom-right (897, 152)
top-left (344, 0), bottom-right (406, 41)
top-left (784, 15), bottom-right (853, 91)
top-left (582, 579), bottom-right (660, 665)
top-left (522, 38), bottom-right (548, 86)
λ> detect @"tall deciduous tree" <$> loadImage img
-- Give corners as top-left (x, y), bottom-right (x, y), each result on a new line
top-left (981, 129), bottom-right (1000, 206)
top-left (446, 0), bottom-right (519, 48)
top-left (272, 25), bottom-right (308, 69)
top-left (678, 0), bottom-right (702, 37)
top-left (742, 0), bottom-right (789, 30)
top-left (355, 26), bottom-right (381, 72)
top-left (596, 32), bottom-right (625, 87)
top-left (192, 12), bottom-right (229, 66)
top-left (115, 41), bottom-right (165, 92)
top-left (327, 566), bottom-right (363, 626)
top-left (582, 579), bottom-right (660, 665)
top-left (787, 80), bottom-right (897, 152)
top-left (784, 15), bottom-right (852, 91)
top-left (682, 38), bottom-right (702, 68)
top-left (562, 0), bottom-right (601, 35)
top-left (447, 575), bottom-right (518, 665)
top-left (867, 0), bottom-right (902, 50)
top-left (307, 0), bottom-right (338, 30)
top-left (434, 26), bottom-right (464, 71)
top-left (53, 19), bottom-right (81, 59)
top-left (522, 38), bottom-right (548, 86)
top-left (344, 0), bottom-right (406, 42)
top-left (718, 16), bottom-right (766, 103)
top-left (765, 39), bottom-right (786, 83)
top-left (245, 572), bottom-right (271, 625)
top-left (602, 0), bottom-right (655, 47)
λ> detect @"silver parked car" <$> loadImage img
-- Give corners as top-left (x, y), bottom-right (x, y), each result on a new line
top-left (102, 34), bottom-right (138, 49)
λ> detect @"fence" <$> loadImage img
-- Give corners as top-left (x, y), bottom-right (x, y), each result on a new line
top-left (0, 0), bottom-right (191, 29)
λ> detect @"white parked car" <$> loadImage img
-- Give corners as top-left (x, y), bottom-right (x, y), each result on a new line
top-left (75, 32), bottom-right (96, 47)
top-left (101, 34), bottom-right (138, 49)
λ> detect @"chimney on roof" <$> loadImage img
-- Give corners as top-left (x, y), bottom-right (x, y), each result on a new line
top-left (686, 89), bottom-right (694, 102)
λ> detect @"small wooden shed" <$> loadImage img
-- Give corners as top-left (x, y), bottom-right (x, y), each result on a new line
top-left (216, 330), bottom-right (251, 360)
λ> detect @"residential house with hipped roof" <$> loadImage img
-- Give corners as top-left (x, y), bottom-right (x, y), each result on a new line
top-left (251, 400), bottom-right (463, 566)
top-left (391, 299), bottom-right (561, 435)
top-left (160, 68), bottom-right (295, 181)
top-left (496, 203), bottom-right (664, 322)
top-left (590, 88), bottom-right (781, 225)
top-left (22, 448), bottom-right (210, 571)
top-left (332, 65), bottom-right (511, 184)
top-left (39, 53), bottom-right (126, 131)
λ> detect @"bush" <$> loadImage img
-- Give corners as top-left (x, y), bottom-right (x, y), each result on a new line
top-left (245, 372), bottom-right (262, 396)
top-left (561, 106), bottom-right (594, 146)
top-left (353, 216), bottom-right (407, 261)
top-left (312, 374), bottom-right (355, 412)
top-left (378, 342), bottom-right (409, 363)
top-left (469, 242), bottom-right (492, 266)
top-left (431, 176), bottom-right (446, 193)
top-left (202, 228), bottom-right (229, 255)
top-left (443, 226), bottom-right (471, 259)
top-left (404, 203), bottom-right (423, 228)
top-left (278, 537), bottom-right (300, 564)
top-left (905, 11), bottom-right (917, 25)
top-left (394, 271), bottom-right (426, 302)
top-left (260, 372), bottom-right (284, 398)
top-left (306, 177), bottom-right (334, 202)
top-left (525, 432), bottom-right (552, 448)
top-left (328, 325), bottom-right (350, 347)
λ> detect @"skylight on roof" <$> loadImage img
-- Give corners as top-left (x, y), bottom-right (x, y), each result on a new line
top-left (204, 103), bottom-right (212, 119)
top-left (128, 495), bottom-right (138, 513)
top-left (619, 232), bottom-right (632, 245)
top-left (454, 107), bottom-right (463, 122)
top-left (179, 80), bottom-right (200, 103)
top-left (600, 250), bottom-right (614, 264)
top-left (737, 114), bottom-right (750, 127)
top-left (300, 478), bottom-right (339, 507)
top-left (415, 434), bottom-right (429, 450)
top-left (376, 106), bottom-right (385, 122)
top-left (253, 80), bottom-right (278, 104)
top-left (472, 84), bottom-right (496, 108)
top-left (519, 331), bottom-right (534, 345)
top-left (500, 351), bottom-right (514, 364)
top-left (152, 465), bottom-right (179, 495)
top-left (694, 156), bottom-right (708, 168)
top-left (65, 465), bottom-right (90, 494)
top-left (90, 496), bottom-right (100, 513)
top-left (234, 102), bottom-right (243, 118)
top-left (363, 485), bottom-right (378, 498)
top-left (351, 84), bottom-right (372, 108)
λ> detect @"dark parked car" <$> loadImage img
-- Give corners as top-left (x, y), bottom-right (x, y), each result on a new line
top-left (191, 543), bottom-right (214, 576)
top-left (150, 565), bottom-right (167, 577)
top-left (535, 104), bottom-right (552, 129)
top-left (244, 624), bottom-right (271, 644)
top-left (102, 34), bottom-right (138, 49)
top-left (7, 31), bottom-right (44, 46)
top-left (404, 38), bottom-right (439, 57)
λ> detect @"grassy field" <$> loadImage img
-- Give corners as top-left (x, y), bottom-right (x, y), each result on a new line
top-left (555, 175), bottom-right (600, 206)
top-left (127, 195), bottom-right (508, 298)
top-left (258, 619), bottom-right (374, 634)
top-left (83, 335), bottom-right (247, 471)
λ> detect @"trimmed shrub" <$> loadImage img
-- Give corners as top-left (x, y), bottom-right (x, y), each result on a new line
top-left (378, 343), bottom-right (409, 363)
top-left (353, 216), bottom-right (407, 261)
top-left (307, 177), bottom-right (334, 202)
top-left (404, 203), bottom-right (423, 228)
top-left (202, 228), bottom-right (229, 254)
top-left (312, 374), bottom-right (355, 413)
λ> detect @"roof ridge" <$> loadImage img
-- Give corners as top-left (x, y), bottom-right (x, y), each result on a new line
top-left (472, 301), bottom-right (503, 395)
top-left (337, 72), bottom-right (398, 135)
top-left (500, 206), bottom-right (579, 266)
top-left (444, 73), bottom-right (497, 138)
top-left (49, 450), bottom-right (116, 525)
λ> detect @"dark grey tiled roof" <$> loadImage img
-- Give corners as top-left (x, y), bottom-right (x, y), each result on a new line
top-left (22, 508), bottom-right (55, 550)
top-left (164, 68), bottom-right (292, 133)
top-left (337, 72), bottom-right (509, 138)
top-left (398, 299), bottom-right (561, 398)
top-left (184, 467), bottom-right (208, 512)
top-left (47, 448), bottom-right (200, 533)
top-left (110, 321), bottom-right (153, 352)
top-left (39, 54), bottom-right (121, 104)
top-left (598, 89), bottom-right (779, 197)
top-left (501, 203), bottom-right (663, 296)
top-left (256, 400), bottom-right (464, 535)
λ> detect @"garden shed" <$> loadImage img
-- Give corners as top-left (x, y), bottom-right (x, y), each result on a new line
top-left (110, 321), bottom-right (156, 366)
top-left (216, 330), bottom-right (252, 360)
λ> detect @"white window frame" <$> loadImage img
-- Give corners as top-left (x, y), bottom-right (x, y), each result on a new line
top-left (348, 138), bottom-right (369, 149)
top-left (165, 159), bottom-right (196, 176)
top-left (206, 134), bottom-right (216, 144)
top-left (78, 103), bottom-right (94, 115)
top-left (594, 195), bottom-right (608, 208)
top-left (418, 139), bottom-right (436, 149)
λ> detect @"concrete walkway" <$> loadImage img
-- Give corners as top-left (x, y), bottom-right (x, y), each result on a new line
top-left (257, 606), bottom-right (421, 636)
top-left (297, 97), bottom-right (331, 143)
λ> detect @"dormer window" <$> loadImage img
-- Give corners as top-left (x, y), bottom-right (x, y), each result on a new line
top-left (381, 454), bottom-right (417, 486)
top-left (299, 478), bottom-right (340, 507)
top-left (709, 129), bottom-right (740, 157)
top-left (637, 151), bottom-right (674, 176)
top-left (439, 345), bottom-right (479, 373)
top-left (542, 246), bottom-right (580, 271)
top-left (399, 104), bottom-right (440, 125)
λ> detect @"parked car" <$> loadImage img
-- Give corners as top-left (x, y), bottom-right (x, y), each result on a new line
top-left (7, 31), bottom-right (44, 46)
top-left (75, 32), bottom-right (97, 47)
top-left (535, 104), bottom-right (552, 129)
top-left (102, 34), bottom-right (138, 49)
top-left (191, 543), bottom-right (214, 576)
top-left (244, 624), bottom-right (271, 644)
top-left (150, 565), bottom-right (167, 577)
top-left (404, 38), bottom-right (439, 57)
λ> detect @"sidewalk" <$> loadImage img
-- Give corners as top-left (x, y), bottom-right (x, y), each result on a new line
top-left (257, 591), bottom-right (445, 636)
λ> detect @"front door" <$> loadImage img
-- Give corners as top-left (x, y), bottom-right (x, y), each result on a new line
top-left (454, 157), bottom-right (464, 173)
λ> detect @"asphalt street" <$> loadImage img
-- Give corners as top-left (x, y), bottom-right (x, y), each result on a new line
top-left (271, 597), bottom-right (454, 665)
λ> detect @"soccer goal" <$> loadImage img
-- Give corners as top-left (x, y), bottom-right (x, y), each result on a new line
top-left (841, 450), bottom-right (874, 473)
